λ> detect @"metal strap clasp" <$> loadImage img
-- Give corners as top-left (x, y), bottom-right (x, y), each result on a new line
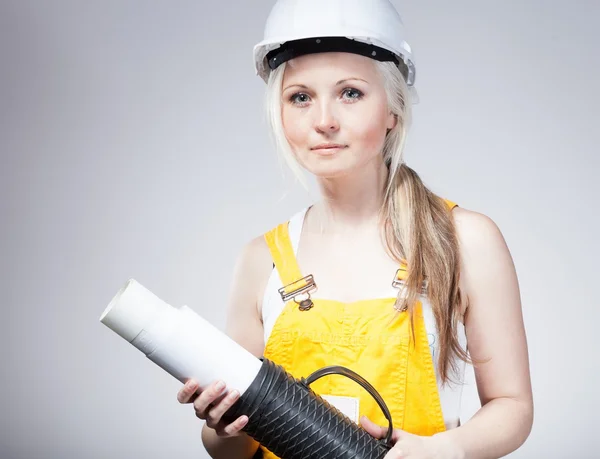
top-left (391, 268), bottom-right (428, 312)
top-left (392, 268), bottom-right (428, 293)
top-left (279, 274), bottom-right (317, 311)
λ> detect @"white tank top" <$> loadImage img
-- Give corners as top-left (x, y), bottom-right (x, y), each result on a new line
top-left (261, 206), bottom-right (468, 430)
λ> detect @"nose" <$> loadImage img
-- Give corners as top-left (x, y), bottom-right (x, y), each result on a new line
top-left (314, 100), bottom-right (339, 134)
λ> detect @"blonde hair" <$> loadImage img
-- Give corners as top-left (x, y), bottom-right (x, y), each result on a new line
top-left (264, 60), bottom-right (470, 384)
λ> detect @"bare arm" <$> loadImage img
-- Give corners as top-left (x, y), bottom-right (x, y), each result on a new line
top-left (436, 209), bottom-right (534, 458)
top-left (201, 235), bottom-right (273, 459)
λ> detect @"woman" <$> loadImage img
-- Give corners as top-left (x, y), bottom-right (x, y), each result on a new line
top-left (177, 1), bottom-right (533, 458)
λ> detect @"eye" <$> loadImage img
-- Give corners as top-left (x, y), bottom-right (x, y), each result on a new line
top-left (341, 88), bottom-right (364, 102)
top-left (289, 92), bottom-right (311, 106)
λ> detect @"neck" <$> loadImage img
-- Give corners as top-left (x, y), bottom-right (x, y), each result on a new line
top-left (308, 158), bottom-right (390, 234)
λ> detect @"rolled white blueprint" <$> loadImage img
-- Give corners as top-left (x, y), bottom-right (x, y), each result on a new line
top-left (99, 278), bottom-right (262, 396)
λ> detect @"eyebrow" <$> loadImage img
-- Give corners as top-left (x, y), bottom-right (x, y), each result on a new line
top-left (283, 77), bottom-right (369, 92)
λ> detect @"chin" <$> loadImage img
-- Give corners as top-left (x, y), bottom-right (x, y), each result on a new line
top-left (302, 159), bottom-right (359, 178)
top-left (294, 149), bottom-right (377, 178)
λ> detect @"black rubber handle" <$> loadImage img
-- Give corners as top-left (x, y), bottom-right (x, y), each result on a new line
top-left (301, 365), bottom-right (394, 447)
top-left (222, 359), bottom-right (394, 459)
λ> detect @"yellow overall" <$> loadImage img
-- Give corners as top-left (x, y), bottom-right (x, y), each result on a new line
top-left (258, 199), bottom-right (458, 459)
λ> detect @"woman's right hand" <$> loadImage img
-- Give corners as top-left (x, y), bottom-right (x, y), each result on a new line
top-left (177, 379), bottom-right (249, 437)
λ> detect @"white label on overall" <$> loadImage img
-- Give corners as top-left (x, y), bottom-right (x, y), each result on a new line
top-left (321, 394), bottom-right (360, 424)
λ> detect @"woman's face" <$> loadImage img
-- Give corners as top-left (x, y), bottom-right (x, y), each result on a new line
top-left (281, 52), bottom-right (396, 178)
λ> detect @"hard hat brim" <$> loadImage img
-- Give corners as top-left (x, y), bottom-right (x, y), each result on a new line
top-left (253, 34), bottom-right (415, 87)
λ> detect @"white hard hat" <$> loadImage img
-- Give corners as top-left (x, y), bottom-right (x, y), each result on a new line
top-left (253, 0), bottom-right (417, 91)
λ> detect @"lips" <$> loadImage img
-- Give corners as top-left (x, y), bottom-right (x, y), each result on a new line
top-left (311, 144), bottom-right (347, 150)
top-left (310, 145), bottom-right (347, 156)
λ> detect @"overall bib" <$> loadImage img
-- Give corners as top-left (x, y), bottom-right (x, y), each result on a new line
top-left (257, 200), bottom-right (458, 459)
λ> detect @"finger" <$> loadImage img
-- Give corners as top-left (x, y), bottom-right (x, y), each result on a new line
top-left (194, 380), bottom-right (226, 418)
top-left (219, 415), bottom-right (249, 437)
top-left (177, 380), bottom-right (199, 404)
top-left (360, 415), bottom-right (386, 439)
top-left (360, 416), bottom-right (405, 443)
top-left (205, 394), bottom-right (231, 427)
top-left (207, 389), bottom-right (241, 421)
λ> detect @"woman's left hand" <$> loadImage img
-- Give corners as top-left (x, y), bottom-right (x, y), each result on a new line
top-left (360, 415), bottom-right (464, 459)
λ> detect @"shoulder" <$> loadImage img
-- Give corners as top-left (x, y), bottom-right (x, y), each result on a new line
top-left (232, 233), bottom-right (273, 309)
top-left (238, 232), bottom-right (272, 266)
top-left (231, 213), bottom-right (289, 317)
top-left (451, 206), bottom-right (508, 260)
top-left (450, 206), bottom-right (517, 314)
top-left (237, 208), bottom-right (304, 276)
top-left (451, 206), bottom-right (503, 242)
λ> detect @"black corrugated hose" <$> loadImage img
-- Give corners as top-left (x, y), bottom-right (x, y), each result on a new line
top-left (221, 358), bottom-right (395, 459)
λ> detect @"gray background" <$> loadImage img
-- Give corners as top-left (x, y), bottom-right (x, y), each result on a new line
top-left (1, 0), bottom-right (598, 458)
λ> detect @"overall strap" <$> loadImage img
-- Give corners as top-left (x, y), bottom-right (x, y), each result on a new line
top-left (264, 222), bottom-right (307, 295)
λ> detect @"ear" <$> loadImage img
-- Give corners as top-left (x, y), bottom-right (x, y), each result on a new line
top-left (386, 112), bottom-right (398, 131)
